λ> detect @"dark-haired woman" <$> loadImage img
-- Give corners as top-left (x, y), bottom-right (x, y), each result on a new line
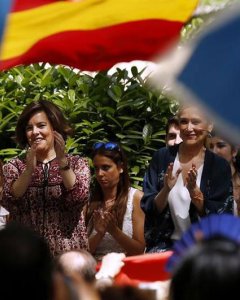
top-left (85, 142), bottom-right (145, 261)
top-left (2, 100), bottom-right (90, 256)
top-left (208, 134), bottom-right (240, 215)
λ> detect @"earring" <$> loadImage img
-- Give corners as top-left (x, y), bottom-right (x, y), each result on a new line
top-left (207, 131), bottom-right (212, 138)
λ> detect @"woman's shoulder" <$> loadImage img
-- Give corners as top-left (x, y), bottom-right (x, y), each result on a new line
top-left (152, 145), bottom-right (178, 161)
top-left (130, 187), bottom-right (143, 202)
top-left (3, 156), bottom-right (25, 168)
top-left (67, 154), bottom-right (89, 164)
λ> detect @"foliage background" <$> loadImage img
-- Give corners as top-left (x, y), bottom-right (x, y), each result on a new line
top-left (0, 64), bottom-right (179, 188)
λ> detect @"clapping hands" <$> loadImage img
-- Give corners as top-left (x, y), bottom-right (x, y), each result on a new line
top-left (164, 162), bottom-right (182, 191)
top-left (185, 163), bottom-right (198, 192)
top-left (93, 209), bottom-right (117, 236)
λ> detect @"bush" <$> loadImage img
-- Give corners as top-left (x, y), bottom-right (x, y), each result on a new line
top-left (0, 64), bottom-right (178, 188)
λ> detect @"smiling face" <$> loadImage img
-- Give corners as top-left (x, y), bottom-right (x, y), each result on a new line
top-left (179, 106), bottom-right (212, 147)
top-left (26, 111), bottom-right (55, 156)
top-left (93, 154), bottom-right (123, 190)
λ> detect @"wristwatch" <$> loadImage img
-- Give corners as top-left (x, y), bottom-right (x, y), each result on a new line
top-left (59, 161), bottom-right (70, 171)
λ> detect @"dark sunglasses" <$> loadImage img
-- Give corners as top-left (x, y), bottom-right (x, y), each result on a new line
top-left (93, 142), bottom-right (120, 151)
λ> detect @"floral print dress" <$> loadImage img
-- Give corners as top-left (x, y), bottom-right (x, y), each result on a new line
top-left (2, 154), bottom-right (90, 256)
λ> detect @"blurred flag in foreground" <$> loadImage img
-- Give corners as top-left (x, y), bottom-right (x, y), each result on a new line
top-left (153, 4), bottom-right (240, 144)
top-left (0, 0), bottom-right (12, 48)
top-left (0, 0), bottom-right (198, 71)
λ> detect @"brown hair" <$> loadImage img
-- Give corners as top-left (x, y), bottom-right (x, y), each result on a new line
top-left (15, 100), bottom-right (73, 148)
top-left (165, 115), bottom-right (179, 135)
top-left (85, 144), bottom-right (130, 232)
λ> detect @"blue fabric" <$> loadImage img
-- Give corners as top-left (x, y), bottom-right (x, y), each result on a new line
top-left (177, 9), bottom-right (240, 134)
top-left (0, 0), bottom-right (12, 47)
top-left (141, 144), bottom-right (233, 253)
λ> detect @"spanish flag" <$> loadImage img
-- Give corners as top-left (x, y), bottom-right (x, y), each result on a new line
top-left (0, 0), bottom-right (198, 71)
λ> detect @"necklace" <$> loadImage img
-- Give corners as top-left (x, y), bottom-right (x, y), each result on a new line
top-left (179, 148), bottom-right (205, 169)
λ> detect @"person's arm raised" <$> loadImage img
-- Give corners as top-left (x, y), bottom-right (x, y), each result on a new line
top-left (154, 163), bottom-right (182, 212)
top-left (185, 164), bottom-right (204, 215)
top-left (54, 131), bottom-right (76, 190)
top-left (11, 146), bottom-right (36, 198)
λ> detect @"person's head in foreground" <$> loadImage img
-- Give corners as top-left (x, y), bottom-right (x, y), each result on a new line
top-left (0, 222), bottom-right (53, 300)
top-left (168, 214), bottom-right (240, 300)
top-left (169, 236), bottom-right (240, 300)
top-left (56, 249), bottom-right (97, 284)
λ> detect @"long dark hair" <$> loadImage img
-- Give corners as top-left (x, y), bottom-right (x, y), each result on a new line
top-left (208, 131), bottom-right (240, 173)
top-left (15, 100), bottom-right (73, 148)
top-left (170, 237), bottom-right (240, 300)
top-left (85, 143), bottom-right (130, 232)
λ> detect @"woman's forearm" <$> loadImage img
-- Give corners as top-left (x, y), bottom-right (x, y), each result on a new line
top-left (154, 185), bottom-right (170, 213)
top-left (189, 187), bottom-right (204, 215)
top-left (58, 158), bottom-right (76, 190)
top-left (89, 232), bottom-right (105, 253)
top-left (11, 169), bottom-right (33, 198)
top-left (109, 227), bottom-right (145, 255)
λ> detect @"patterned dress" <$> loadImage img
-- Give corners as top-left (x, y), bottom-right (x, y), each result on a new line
top-left (2, 154), bottom-right (90, 256)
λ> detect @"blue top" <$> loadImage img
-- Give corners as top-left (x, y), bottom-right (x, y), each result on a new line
top-left (141, 144), bottom-right (233, 253)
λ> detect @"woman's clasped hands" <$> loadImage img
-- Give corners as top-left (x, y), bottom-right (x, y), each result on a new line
top-left (93, 209), bottom-right (117, 236)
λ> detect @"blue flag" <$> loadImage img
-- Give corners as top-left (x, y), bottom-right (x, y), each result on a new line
top-left (176, 5), bottom-right (240, 143)
top-left (0, 0), bottom-right (12, 49)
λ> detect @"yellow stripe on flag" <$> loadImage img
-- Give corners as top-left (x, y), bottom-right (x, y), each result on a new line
top-left (2, 0), bottom-right (198, 60)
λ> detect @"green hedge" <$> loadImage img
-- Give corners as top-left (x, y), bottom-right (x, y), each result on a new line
top-left (0, 64), bottom-right (178, 188)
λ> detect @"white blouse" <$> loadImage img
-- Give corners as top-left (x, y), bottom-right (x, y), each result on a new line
top-left (168, 153), bottom-right (203, 240)
top-left (91, 187), bottom-right (136, 261)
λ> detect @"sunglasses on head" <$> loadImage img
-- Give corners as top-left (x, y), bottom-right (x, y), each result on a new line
top-left (93, 142), bottom-right (120, 151)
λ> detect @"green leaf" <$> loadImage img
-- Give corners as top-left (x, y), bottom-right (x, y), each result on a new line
top-left (68, 89), bottom-right (76, 103)
top-left (142, 124), bottom-right (153, 144)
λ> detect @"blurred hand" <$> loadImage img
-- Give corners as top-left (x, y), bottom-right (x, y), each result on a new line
top-left (164, 162), bottom-right (182, 190)
top-left (93, 209), bottom-right (109, 235)
top-left (185, 164), bottom-right (198, 192)
top-left (26, 144), bottom-right (37, 173)
top-left (99, 252), bottom-right (126, 278)
top-left (54, 131), bottom-right (66, 160)
top-left (105, 211), bottom-right (118, 235)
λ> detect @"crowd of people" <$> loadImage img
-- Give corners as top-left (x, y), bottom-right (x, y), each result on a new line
top-left (0, 99), bottom-right (239, 300)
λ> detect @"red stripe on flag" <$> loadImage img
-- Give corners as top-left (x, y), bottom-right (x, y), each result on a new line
top-left (11, 0), bottom-right (57, 12)
top-left (0, 19), bottom-right (183, 71)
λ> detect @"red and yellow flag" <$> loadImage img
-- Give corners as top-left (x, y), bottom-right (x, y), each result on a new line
top-left (0, 0), bottom-right (198, 71)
